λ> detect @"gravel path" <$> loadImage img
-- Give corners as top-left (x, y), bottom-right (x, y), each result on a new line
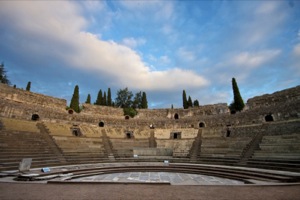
top-left (1, 182), bottom-right (300, 200)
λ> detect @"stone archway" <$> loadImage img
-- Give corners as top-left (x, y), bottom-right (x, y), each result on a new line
top-left (125, 115), bottom-right (130, 120)
top-left (68, 109), bottom-right (74, 114)
top-left (174, 113), bottom-right (179, 120)
top-left (31, 114), bottom-right (39, 121)
top-left (265, 114), bottom-right (274, 122)
top-left (99, 121), bottom-right (104, 127)
top-left (199, 122), bottom-right (206, 128)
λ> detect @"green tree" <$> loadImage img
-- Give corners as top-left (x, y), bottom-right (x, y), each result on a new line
top-left (85, 94), bottom-right (91, 104)
top-left (182, 90), bottom-right (188, 109)
top-left (188, 96), bottom-right (193, 108)
top-left (171, 104), bottom-right (174, 109)
top-left (115, 87), bottom-right (133, 108)
top-left (229, 78), bottom-right (245, 112)
top-left (132, 91), bottom-right (142, 109)
top-left (0, 62), bottom-right (10, 85)
top-left (141, 92), bottom-right (148, 109)
top-left (103, 91), bottom-right (107, 106)
top-left (26, 81), bottom-right (31, 91)
top-left (123, 107), bottom-right (137, 118)
top-left (193, 99), bottom-right (199, 107)
top-left (107, 88), bottom-right (112, 106)
top-left (70, 85), bottom-right (80, 113)
top-left (95, 89), bottom-right (103, 105)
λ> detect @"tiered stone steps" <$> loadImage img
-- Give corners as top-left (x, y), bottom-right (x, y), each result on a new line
top-left (197, 136), bottom-right (252, 165)
top-left (0, 130), bottom-right (63, 171)
top-left (247, 133), bottom-right (300, 172)
top-left (20, 121), bottom-right (109, 166)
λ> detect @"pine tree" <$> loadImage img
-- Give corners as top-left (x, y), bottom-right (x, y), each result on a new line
top-left (229, 78), bottom-right (245, 112)
top-left (70, 85), bottom-right (80, 113)
top-left (0, 62), bottom-right (10, 85)
top-left (95, 89), bottom-right (103, 105)
top-left (85, 94), bottom-right (91, 104)
top-left (188, 96), bottom-right (193, 108)
top-left (182, 90), bottom-right (188, 109)
top-left (26, 81), bottom-right (31, 91)
top-left (103, 92), bottom-right (107, 106)
top-left (141, 92), bottom-right (148, 109)
top-left (107, 88), bottom-right (112, 106)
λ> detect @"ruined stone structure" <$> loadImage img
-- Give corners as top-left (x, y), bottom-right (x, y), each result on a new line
top-left (0, 83), bottom-right (299, 172)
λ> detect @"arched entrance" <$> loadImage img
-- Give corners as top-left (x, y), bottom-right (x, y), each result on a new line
top-left (68, 109), bottom-right (74, 114)
top-left (174, 113), bottom-right (179, 120)
top-left (72, 128), bottom-right (82, 137)
top-left (125, 115), bottom-right (130, 120)
top-left (199, 122), bottom-right (205, 128)
top-left (226, 129), bottom-right (231, 137)
top-left (265, 114), bottom-right (274, 122)
top-left (31, 114), bottom-right (39, 121)
top-left (125, 131), bottom-right (133, 139)
top-left (99, 121), bottom-right (104, 127)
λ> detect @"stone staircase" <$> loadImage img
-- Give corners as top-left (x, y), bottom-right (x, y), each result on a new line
top-left (36, 122), bottom-right (67, 163)
top-left (189, 129), bottom-right (202, 162)
top-left (101, 131), bottom-right (115, 161)
top-left (239, 125), bottom-right (266, 164)
top-left (149, 129), bottom-right (157, 148)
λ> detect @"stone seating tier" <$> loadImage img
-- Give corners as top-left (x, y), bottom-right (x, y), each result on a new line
top-left (1, 118), bottom-right (39, 133)
top-left (0, 130), bottom-right (63, 171)
top-left (44, 122), bottom-right (72, 136)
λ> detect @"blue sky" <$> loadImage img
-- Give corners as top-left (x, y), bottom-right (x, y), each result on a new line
top-left (0, 0), bottom-right (299, 108)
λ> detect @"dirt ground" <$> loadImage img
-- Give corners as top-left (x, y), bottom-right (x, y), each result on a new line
top-left (1, 182), bottom-right (300, 200)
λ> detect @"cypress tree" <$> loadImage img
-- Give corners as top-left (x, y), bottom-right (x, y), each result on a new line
top-left (141, 92), bottom-right (148, 109)
top-left (0, 62), bottom-right (10, 85)
top-left (85, 94), bottom-right (91, 104)
top-left (182, 90), bottom-right (188, 109)
top-left (132, 91), bottom-right (142, 109)
top-left (26, 81), bottom-right (31, 91)
top-left (103, 92), bottom-right (107, 106)
top-left (95, 89), bottom-right (103, 105)
top-left (188, 96), bottom-right (193, 108)
top-left (230, 78), bottom-right (245, 112)
top-left (107, 88), bottom-right (112, 106)
top-left (193, 99), bottom-right (199, 107)
top-left (70, 85), bottom-right (80, 113)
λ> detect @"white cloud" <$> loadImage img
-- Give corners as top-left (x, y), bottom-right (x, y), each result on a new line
top-left (159, 56), bottom-right (171, 65)
top-left (0, 1), bottom-right (208, 92)
top-left (255, 1), bottom-right (278, 15)
top-left (235, 1), bottom-right (287, 47)
top-left (293, 44), bottom-right (300, 57)
top-left (231, 50), bottom-right (281, 68)
top-left (119, 1), bottom-right (174, 21)
top-left (122, 37), bottom-right (146, 48)
top-left (177, 48), bottom-right (196, 62)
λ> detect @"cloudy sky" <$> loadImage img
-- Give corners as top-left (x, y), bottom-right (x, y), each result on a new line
top-left (0, 0), bottom-right (299, 108)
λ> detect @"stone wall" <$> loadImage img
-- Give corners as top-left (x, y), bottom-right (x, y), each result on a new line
top-left (81, 103), bottom-right (123, 118)
top-left (0, 83), bottom-right (299, 134)
top-left (135, 103), bottom-right (229, 120)
top-left (247, 85), bottom-right (300, 109)
top-left (0, 83), bottom-right (66, 110)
